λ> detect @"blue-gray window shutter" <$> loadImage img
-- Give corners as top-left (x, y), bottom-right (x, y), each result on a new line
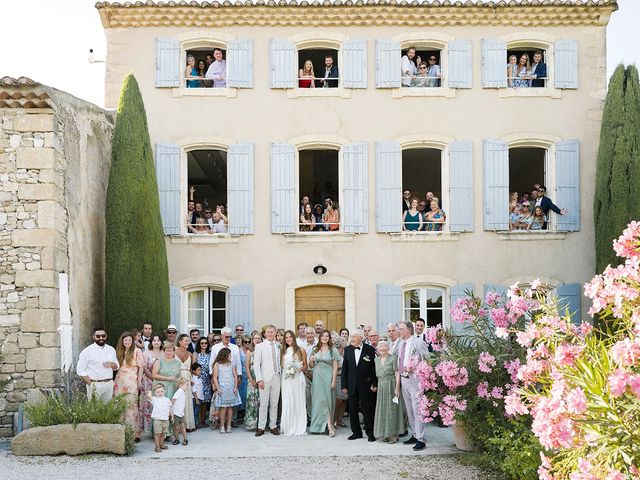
top-left (343, 39), bottom-right (367, 89)
top-left (554, 40), bottom-right (578, 89)
top-left (375, 39), bottom-right (401, 88)
top-left (170, 285), bottom-right (180, 328)
top-left (484, 284), bottom-right (508, 299)
top-left (375, 141), bottom-right (402, 233)
top-left (155, 143), bottom-right (181, 235)
top-left (270, 142), bottom-right (297, 233)
top-left (227, 143), bottom-right (254, 235)
top-left (447, 39), bottom-right (472, 89)
top-left (483, 139), bottom-right (509, 231)
top-left (342, 142), bottom-right (369, 233)
top-left (555, 139), bottom-right (580, 232)
top-left (449, 283), bottom-right (474, 335)
top-left (270, 39), bottom-right (296, 89)
top-left (556, 283), bottom-right (581, 324)
top-left (228, 283), bottom-right (254, 333)
top-left (376, 284), bottom-right (403, 334)
top-left (227, 38), bottom-right (253, 88)
top-left (449, 140), bottom-right (474, 232)
top-left (155, 38), bottom-right (180, 88)
top-left (481, 39), bottom-right (507, 88)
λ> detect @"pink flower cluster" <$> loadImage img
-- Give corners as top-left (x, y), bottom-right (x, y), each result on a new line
top-left (503, 358), bottom-right (522, 383)
top-left (610, 337), bottom-right (640, 367)
top-left (450, 297), bottom-right (477, 324)
top-left (425, 325), bottom-right (446, 352)
top-left (435, 361), bottom-right (469, 389)
top-left (478, 351), bottom-right (497, 373)
top-left (438, 395), bottom-right (467, 426)
top-left (607, 370), bottom-right (640, 398)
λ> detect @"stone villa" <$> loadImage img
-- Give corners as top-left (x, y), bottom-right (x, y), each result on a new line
top-left (0, 0), bottom-right (618, 435)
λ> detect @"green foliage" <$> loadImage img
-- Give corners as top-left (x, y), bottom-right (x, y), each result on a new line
top-left (25, 390), bottom-right (128, 427)
top-left (105, 74), bottom-right (170, 339)
top-left (594, 64), bottom-right (640, 273)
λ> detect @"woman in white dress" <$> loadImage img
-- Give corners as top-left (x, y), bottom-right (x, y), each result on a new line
top-left (280, 330), bottom-right (308, 436)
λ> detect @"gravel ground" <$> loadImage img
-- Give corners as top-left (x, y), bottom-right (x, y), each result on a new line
top-left (0, 451), bottom-right (490, 480)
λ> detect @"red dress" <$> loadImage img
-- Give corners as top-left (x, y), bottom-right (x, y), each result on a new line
top-left (299, 78), bottom-right (313, 88)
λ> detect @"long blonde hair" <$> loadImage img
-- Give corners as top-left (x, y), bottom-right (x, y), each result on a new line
top-left (301, 59), bottom-right (315, 78)
top-left (116, 332), bottom-right (136, 367)
top-left (281, 330), bottom-right (303, 363)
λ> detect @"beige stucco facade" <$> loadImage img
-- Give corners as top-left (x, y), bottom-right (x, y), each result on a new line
top-left (99, 1), bottom-right (616, 333)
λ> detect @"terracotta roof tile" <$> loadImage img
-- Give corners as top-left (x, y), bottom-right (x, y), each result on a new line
top-left (0, 77), bottom-right (53, 109)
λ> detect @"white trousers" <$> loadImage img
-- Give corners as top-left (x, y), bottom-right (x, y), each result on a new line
top-left (258, 375), bottom-right (281, 430)
top-left (401, 375), bottom-right (425, 442)
top-left (86, 380), bottom-right (114, 403)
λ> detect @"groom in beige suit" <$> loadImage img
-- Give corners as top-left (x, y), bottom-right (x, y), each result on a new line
top-left (253, 324), bottom-right (282, 436)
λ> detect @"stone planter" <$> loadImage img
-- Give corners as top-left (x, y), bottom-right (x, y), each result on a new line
top-left (11, 423), bottom-right (126, 456)
top-left (452, 423), bottom-right (475, 452)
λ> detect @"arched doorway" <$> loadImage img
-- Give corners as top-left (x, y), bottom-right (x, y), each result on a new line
top-left (295, 285), bottom-right (345, 332)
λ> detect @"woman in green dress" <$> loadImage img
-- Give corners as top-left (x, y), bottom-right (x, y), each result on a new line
top-left (244, 330), bottom-right (262, 431)
top-left (373, 340), bottom-right (405, 443)
top-left (308, 330), bottom-right (339, 436)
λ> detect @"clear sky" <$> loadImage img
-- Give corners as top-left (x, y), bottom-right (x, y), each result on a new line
top-left (1, 0), bottom-right (638, 108)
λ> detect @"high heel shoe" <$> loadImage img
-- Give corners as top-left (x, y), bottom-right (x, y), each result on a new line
top-left (329, 428), bottom-right (336, 438)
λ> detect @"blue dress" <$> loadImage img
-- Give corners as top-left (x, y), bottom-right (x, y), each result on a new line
top-left (425, 210), bottom-right (446, 232)
top-left (238, 349), bottom-right (248, 410)
top-left (187, 67), bottom-right (200, 88)
top-left (513, 66), bottom-right (530, 88)
top-left (214, 363), bottom-right (241, 407)
top-left (404, 210), bottom-right (420, 231)
top-left (196, 352), bottom-right (212, 403)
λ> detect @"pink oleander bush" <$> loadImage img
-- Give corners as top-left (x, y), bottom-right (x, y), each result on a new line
top-left (507, 221), bottom-right (640, 480)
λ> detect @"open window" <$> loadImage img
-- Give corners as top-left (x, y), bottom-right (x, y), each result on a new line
top-left (299, 149), bottom-right (340, 231)
top-left (187, 288), bottom-right (227, 335)
top-left (403, 286), bottom-right (445, 328)
top-left (185, 47), bottom-right (226, 88)
top-left (508, 147), bottom-right (546, 230)
top-left (400, 46), bottom-right (442, 88)
top-left (297, 48), bottom-right (340, 88)
top-left (401, 148), bottom-right (444, 232)
top-left (187, 149), bottom-right (228, 234)
top-left (506, 48), bottom-right (547, 88)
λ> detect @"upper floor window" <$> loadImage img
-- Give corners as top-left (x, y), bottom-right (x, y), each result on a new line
top-left (507, 48), bottom-right (547, 88)
top-left (299, 149), bottom-right (340, 232)
top-left (185, 47), bottom-right (227, 88)
top-left (187, 149), bottom-right (228, 235)
top-left (508, 147), bottom-right (547, 231)
top-left (401, 46), bottom-right (442, 88)
top-left (298, 48), bottom-right (339, 89)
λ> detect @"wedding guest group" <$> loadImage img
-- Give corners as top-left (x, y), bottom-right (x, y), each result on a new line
top-left (508, 183), bottom-right (568, 231)
top-left (76, 318), bottom-right (436, 451)
top-left (401, 189), bottom-right (446, 232)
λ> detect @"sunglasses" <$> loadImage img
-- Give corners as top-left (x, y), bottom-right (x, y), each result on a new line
top-left (95, 334), bottom-right (107, 339)
top-left (236, 328), bottom-right (244, 332)
top-left (167, 330), bottom-right (177, 334)
top-left (243, 340), bottom-right (251, 344)
top-left (419, 67), bottom-right (427, 70)
top-left (429, 58), bottom-right (436, 61)
top-left (212, 338), bottom-right (221, 342)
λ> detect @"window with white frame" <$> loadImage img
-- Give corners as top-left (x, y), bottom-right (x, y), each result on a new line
top-left (298, 48), bottom-right (340, 88)
top-left (506, 48), bottom-right (547, 88)
top-left (401, 148), bottom-right (444, 232)
top-left (184, 47), bottom-right (227, 88)
top-left (187, 288), bottom-right (227, 335)
top-left (187, 149), bottom-right (228, 235)
top-left (299, 149), bottom-right (340, 232)
top-left (403, 286), bottom-right (445, 328)
top-left (400, 46), bottom-right (443, 88)
top-left (508, 147), bottom-right (547, 230)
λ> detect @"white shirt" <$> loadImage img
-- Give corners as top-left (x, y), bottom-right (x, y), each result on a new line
top-left (400, 337), bottom-right (413, 369)
top-left (76, 342), bottom-right (119, 381)
top-left (213, 219), bottom-right (227, 234)
top-left (209, 341), bottom-right (242, 375)
top-left (142, 337), bottom-right (151, 351)
top-left (172, 388), bottom-right (186, 417)
top-left (388, 338), bottom-right (400, 355)
top-left (535, 197), bottom-right (543, 207)
top-left (296, 337), bottom-right (306, 348)
top-left (150, 396), bottom-right (172, 420)
top-left (415, 333), bottom-right (426, 342)
top-left (353, 343), bottom-right (363, 365)
top-left (192, 374), bottom-right (204, 401)
top-left (303, 340), bottom-right (317, 359)
top-left (205, 59), bottom-right (226, 88)
top-left (401, 55), bottom-right (417, 86)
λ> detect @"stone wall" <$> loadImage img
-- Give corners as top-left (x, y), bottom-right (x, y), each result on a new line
top-left (0, 78), bottom-right (113, 436)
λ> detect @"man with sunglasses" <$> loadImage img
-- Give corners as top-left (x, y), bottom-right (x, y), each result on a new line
top-left (426, 55), bottom-right (441, 88)
top-left (232, 324), bottom-right (245, 345)
top-left (166, 324), bottom-right (178, 344)
top-left (533, 184), bottom-right (568, 229)
top-left (76, 327), bottom-right (119, 402)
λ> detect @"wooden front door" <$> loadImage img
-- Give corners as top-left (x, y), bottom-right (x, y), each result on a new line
top-left (295, 285), bottom-right (345, 333)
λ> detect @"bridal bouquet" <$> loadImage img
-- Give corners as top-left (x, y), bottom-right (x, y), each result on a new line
top-left (284, 360), bottom-right (302, 379)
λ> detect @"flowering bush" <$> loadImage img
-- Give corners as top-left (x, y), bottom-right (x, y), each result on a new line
top-left (511, 221), bottom-right (640, 480)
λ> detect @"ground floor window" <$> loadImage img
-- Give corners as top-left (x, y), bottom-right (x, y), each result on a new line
top-left (185, 47), bottom-right (227, 88)
top-left (401, 46), bottom-right (442, 88)
top-left (299, 149), bottom-right (340, 232)
top-left (403, 287), bottom-right (445, 328)
top-left (187, 288), bottom-right (226, 335)
top-left (402, 148), bottom-right (445, 231)
top-left (509, 147), bottom-right (547, 231)
top-left (298, 48), bottom-right (339, 88)
top-left (506, 48), bottom-right (547, 88)
top-left (187, 149), bottom-right (228, 234)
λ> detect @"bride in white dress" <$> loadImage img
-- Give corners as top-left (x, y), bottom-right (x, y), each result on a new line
top-left (280, 330), bottom-right (308, 436)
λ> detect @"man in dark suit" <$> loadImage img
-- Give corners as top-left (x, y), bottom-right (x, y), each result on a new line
top-left (530, 50), bottom-right (547, 88)
top-left (534, 185), bottom-right (567, 229)
top-left (319, 55), bottom-right (339, 88)
top-left (341, 328), bottom-right (378, 441)
top-left (402, 189), bottom-right (411, 212)
top-left (187, 328), bottom-right (200, 353)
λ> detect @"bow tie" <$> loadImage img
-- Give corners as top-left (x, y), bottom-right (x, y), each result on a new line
top-left (354, 346), bottom-right (361, 350)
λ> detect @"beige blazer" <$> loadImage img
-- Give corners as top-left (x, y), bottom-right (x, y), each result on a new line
top-left (253, 340), bottom-right (281, 383)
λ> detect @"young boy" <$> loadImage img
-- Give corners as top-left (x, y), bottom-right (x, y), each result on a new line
top-left (191, 362), bottom-right (206, 428)
top-left (148, 383), bottom-right (172, 453)
top-left (172, 378), bottom-right (189, 446)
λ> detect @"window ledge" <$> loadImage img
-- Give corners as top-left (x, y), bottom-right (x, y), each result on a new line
top-left (170, 234), bottom-right (241, 244)
top-left (286, 88), bottom-right (351, 99)
top-left (389, 232), bottom-right (460, 242)
top-left (391, 87), bottom-right (456, 99)
top-left (498, 87), bottom-right (561, 99)
top-left (172, 87), bottom-right (238, 98)
top-left (283, 232), bottom-right (355, 243)
top-left (497, 231), bottom-right (567, 241)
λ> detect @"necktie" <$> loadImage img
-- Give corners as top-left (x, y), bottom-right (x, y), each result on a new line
top-left (399, 340), bottom-right (406, 369)
top-left (271, 342), bottom-right (278, 373)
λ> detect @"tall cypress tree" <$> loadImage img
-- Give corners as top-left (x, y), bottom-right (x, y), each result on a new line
top-left (105, 75), bottom-right (170, 339)
top-left (594, 65), bottom-right (640, 272)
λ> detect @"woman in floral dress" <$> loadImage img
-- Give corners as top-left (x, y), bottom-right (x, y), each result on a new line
top-left (138, 333), bottom-right (163, 437)
top-left (244, 330), bottom-right (262, 430)
top-left (113, 331), bottom-right (143, 441)
top-left (194, 337), bottom-right (212, 427)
